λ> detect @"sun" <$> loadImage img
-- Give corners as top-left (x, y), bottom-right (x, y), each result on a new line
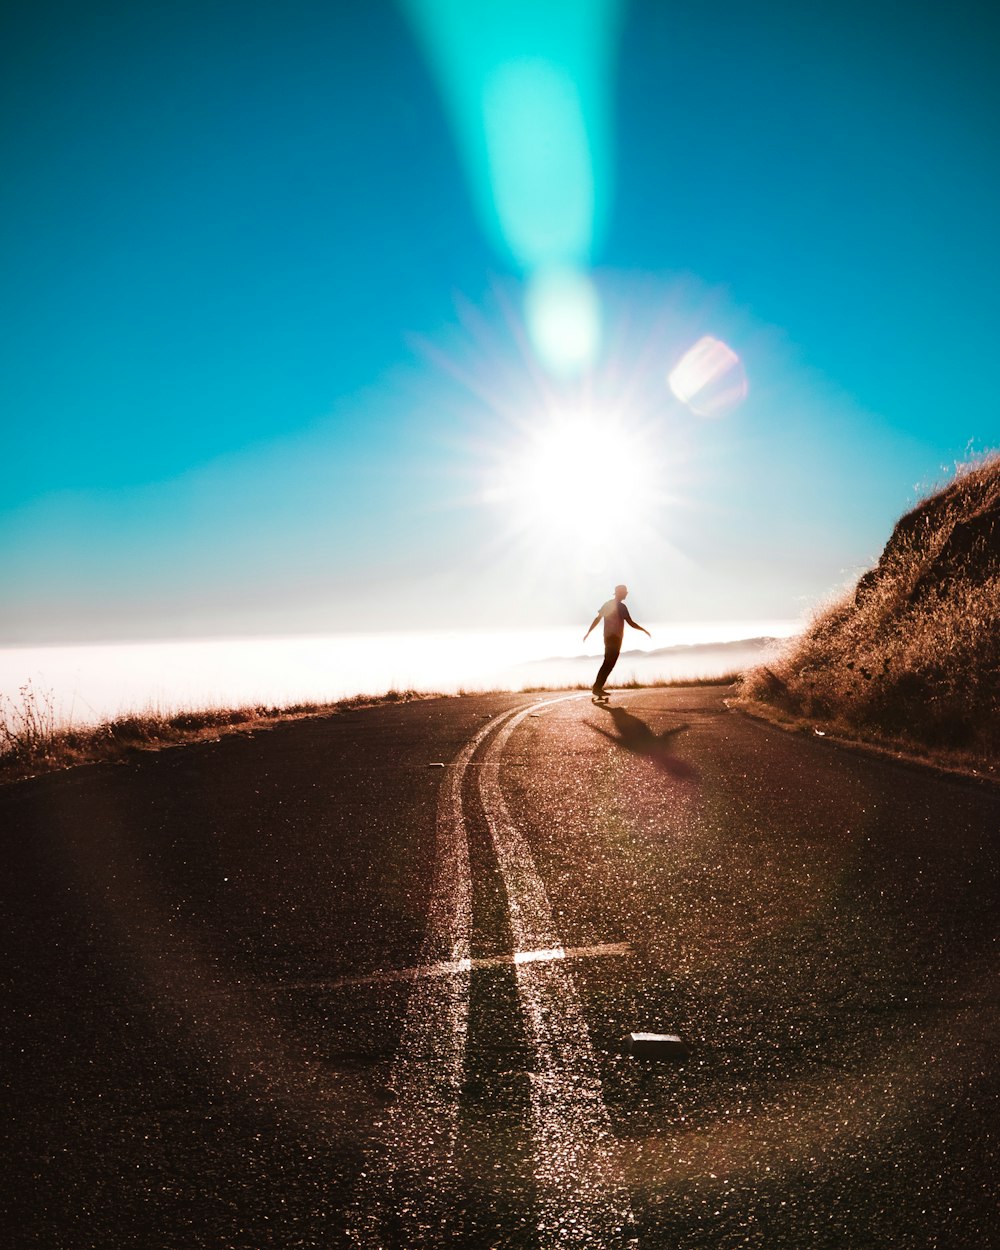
top-left (496, 409), bottom-right (659, 543)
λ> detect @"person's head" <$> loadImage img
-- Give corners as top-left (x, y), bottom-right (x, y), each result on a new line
top-left (614, 584), bottom-right (628, 600)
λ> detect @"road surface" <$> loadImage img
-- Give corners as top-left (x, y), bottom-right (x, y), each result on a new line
top-left (3, 688), bottom-right (999, 1248)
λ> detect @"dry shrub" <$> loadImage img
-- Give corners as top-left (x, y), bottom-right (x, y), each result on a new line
top-left (741, 453), bottom-right (1000, 765)
top-left (0, 681), bottom-right (58, 767)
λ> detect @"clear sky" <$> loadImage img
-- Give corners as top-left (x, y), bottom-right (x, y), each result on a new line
top-left (2, 0), bottom-right (998, 644)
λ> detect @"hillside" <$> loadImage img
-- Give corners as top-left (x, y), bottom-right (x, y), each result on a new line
top-left (739, 453), bottom-right (1000, 769)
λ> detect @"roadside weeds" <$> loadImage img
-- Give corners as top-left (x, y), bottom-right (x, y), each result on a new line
top-left (0, 684), bottom-right (442, 786)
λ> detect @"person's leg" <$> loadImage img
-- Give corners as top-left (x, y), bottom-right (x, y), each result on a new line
top-left (593, 635), bottom-right (622, 693)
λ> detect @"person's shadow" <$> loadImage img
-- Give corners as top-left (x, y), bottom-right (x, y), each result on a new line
top-left (590, 706), bottom-right (698, 782)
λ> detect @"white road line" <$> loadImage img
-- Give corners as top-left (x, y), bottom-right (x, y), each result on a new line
top-left (478, 698), bottom-right (638, 1248)
top-left (345, 702), bottom-right (524, 1247)
top-left (346, 692), bottom-right (632, 1246)
top-left (273, 941), bottom-right (631, 993)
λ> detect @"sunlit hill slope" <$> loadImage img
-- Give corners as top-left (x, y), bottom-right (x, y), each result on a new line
top-left (740, 454), bottom-right (1000, 769)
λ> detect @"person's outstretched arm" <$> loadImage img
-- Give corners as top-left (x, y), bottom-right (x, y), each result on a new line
top-left (583, 613), bottom-right (601, 641)
top-left (621, 605), bottom-right (651, 637)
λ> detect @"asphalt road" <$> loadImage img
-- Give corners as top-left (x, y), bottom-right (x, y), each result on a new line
top-left (3, 688), bottom-right (999, 1249)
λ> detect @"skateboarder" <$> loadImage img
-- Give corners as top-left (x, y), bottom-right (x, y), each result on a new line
top-left (584, 584), bottom-right (650, 699)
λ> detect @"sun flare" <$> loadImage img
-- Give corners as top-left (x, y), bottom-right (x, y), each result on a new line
top-left (495, 410), bottom-right (659, 546)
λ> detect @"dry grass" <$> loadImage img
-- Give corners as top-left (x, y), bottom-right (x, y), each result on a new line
top-left (737, 453), bottom-right (1000, 773)
top-left (0, 683), bottom-right (439, 785)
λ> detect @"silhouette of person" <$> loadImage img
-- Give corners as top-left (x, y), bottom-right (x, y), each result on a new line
top-left (583, 584), bottom-right (650, 696)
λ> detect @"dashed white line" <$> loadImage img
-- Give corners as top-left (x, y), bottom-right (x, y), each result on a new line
top-left (274, 941), bottom-right (631, 992)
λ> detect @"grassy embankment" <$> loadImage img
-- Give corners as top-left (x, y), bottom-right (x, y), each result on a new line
top-left (0, 685), bottom-right (437, 786)
top-left (737, 453), bottom-right (1000, 777)
top-left (0, 673), bottom-right (739, 786)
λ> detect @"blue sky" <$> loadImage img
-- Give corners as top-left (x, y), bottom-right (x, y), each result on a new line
top-left (2, 0), bottom-right (998, 643)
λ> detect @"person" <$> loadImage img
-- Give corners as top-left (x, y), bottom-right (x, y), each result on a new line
top-left (583, 584), bottom-right (650, 696)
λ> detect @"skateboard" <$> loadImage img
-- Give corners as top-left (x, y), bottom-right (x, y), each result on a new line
top-left (591, 692), bottom-right (610, 705)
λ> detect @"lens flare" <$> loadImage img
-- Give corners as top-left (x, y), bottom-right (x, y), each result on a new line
top-left (668, 335), bottom-right (748, 417)
top-left (525, 266), bottom-right (601, 378)
top-left (482, 58), bottom-right (593, 269)
top-left (401, 0), bottom-right (623, 378)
